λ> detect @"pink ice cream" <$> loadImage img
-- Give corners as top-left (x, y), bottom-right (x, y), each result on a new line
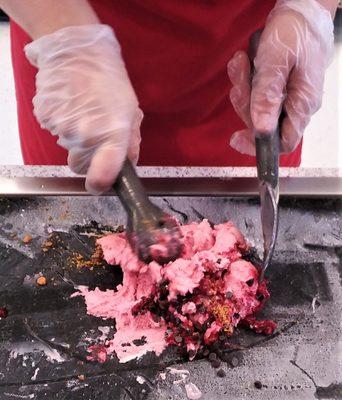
top-left (74, 220), bottom-right (276, 363)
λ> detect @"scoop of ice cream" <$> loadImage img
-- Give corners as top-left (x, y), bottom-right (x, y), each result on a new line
top-left (213, 222), bottom-right (247, 254)
top-left (163, 259), bottom-right (204, 300)
top-left (182, 302), bottom-right (196, 315)
top-left (224, 260), bottom-right (260, 319)
top-left (181, 220), bottom-right (214, 259)
top-left (75, 220), bottom-right (276, 363)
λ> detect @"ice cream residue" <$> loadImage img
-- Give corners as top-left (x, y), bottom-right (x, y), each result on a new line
top-left (9, 341), bottom-right (65, 363)
top-left (185, 382), bottom-right (202, 399)
top-left (31, 367), bottom-right (39, 381)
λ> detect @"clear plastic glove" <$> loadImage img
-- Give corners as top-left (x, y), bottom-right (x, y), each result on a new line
top-left (25, 24), bottom-right (143, 194)
top-left (227, 0), bottom-right (334, 156)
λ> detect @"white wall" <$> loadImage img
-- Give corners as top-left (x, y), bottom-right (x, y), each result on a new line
top-left (301, 32), bottom-right (341, 168)
top-left (0, 22), bottom-right (22, 164)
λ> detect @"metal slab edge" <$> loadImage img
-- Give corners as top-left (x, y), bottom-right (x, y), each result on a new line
top-left (0, 176), bottom-right (341, 197)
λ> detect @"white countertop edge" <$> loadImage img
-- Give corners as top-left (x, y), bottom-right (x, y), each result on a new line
top-left (0, 165), bottom-right (341, 178)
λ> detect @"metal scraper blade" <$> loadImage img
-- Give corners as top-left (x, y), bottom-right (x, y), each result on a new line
top-left (255, 131), bottom-right (280, 282)
top-left (258, 180), bottom-right (279, 282)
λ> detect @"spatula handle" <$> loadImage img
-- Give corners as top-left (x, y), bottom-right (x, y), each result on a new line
top-left (113, 159), bottom-right (155, 221)
top-left (248, 29), bottom-right (280, 189)
top-left (255, 133), bottom-right (280, 190)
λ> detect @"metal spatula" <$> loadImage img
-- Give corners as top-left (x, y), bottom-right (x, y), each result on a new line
top-left (248, 30), bottom-right (280, 282)
top-left (113, 159), bottom-right (183, 264)
top-left (255, 132), bottom-right (280, 282)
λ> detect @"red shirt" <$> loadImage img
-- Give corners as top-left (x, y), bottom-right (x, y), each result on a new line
top-left (10, 0), bottom-right (302, 167)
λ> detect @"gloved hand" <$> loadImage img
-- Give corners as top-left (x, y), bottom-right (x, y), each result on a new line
top-left (25, 24), bottom-right (143, 194)
top-left (227, 0), bottom-right (334, 156)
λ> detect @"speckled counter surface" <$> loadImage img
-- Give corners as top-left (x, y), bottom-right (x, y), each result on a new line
top-left (0, 166), bottom-right (341, 178)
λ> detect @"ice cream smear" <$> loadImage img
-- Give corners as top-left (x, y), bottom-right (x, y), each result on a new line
top-left (73, 220), bottom-right (276, 363)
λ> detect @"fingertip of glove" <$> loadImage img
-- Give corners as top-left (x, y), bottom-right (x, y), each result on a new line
top-left (227, 51), bottom-right (245, 77)
top-left (280, 137), bottom-right (301, 154)
top-left (229, 86), bottom-right (242, 104)
top-left (229, 131), bottom-right (241, 149)
top-left (85, 180), bottom-right (106, 196)
top-left (229, 130), bottom-right (256, 157)
top-left (279, 118), bottom-right (303, 154)
top-left (85, 169), bottom-right (118, 196)
top-left (85, 178), bottom-right (111, 196)
top-left (251, 112), bottom-right (278, 134)
top-left (85, 168), bottom-right (119, 195)
top-left (85, 146), bottom-right (126, 195)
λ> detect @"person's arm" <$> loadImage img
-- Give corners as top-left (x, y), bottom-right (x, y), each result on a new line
top-left (0, 0), bottom-right (143, 194)
top-left (0, 0), bottom-right (99, 38)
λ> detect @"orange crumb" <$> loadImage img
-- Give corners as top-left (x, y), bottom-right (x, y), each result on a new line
top-left (22, 234), bottom-right (32, 244)
top-left (37, 276), bottom-right (47, 286)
